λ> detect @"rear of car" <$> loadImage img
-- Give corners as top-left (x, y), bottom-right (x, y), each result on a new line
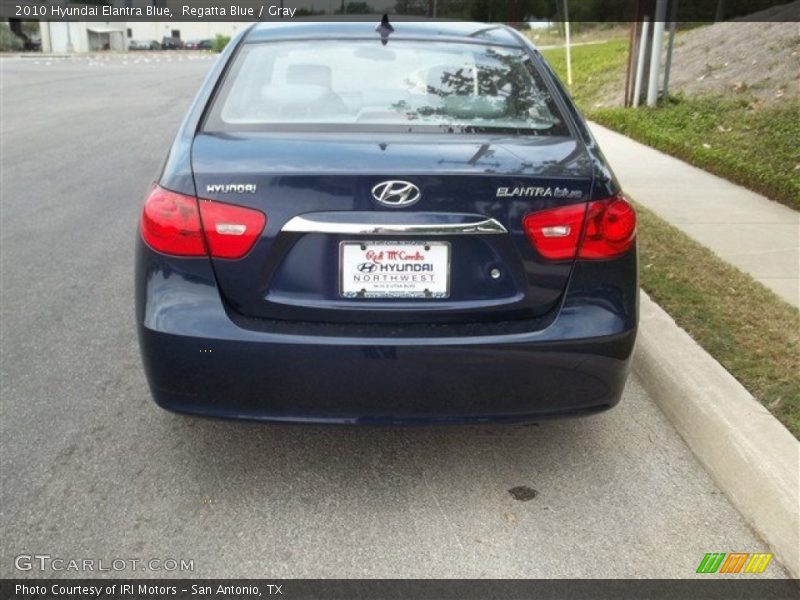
top-left (135, 22), bottom-right (637, 424)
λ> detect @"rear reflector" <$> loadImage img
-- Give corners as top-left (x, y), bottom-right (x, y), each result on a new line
top-left (141, 185), bottom-right (266, 259)
top-left (523, 195), bottom-right (636, 260)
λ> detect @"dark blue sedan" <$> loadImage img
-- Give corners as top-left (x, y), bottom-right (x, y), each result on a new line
top-left (135, 20), bottom-right (638, 424)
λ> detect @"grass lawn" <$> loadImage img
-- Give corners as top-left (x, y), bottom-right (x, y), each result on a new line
top-left (636, 203), bottom-right (800, 437)
top-left (540, 38), bottom-right (630, 110)
top-left (592, 99), bottom-right (800, 210)
top-left (541, 42), bottom-right (800, 210)
top-left (527, 24), bottom-right (631, 48)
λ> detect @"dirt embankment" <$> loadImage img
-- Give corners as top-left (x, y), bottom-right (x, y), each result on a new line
top-left (667, 9), bottom-right (800, 104)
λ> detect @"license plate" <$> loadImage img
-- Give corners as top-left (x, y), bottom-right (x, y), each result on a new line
top-left (340, 241), bottom-right (450, 298)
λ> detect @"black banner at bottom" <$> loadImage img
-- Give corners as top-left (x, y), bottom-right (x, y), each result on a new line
top-left (2, 579), bottom-right (799, 600)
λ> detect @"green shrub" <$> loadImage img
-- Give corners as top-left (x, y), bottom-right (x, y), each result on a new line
top-left (0, 24), bottom-right (24, 52)
top-left (212, 34), bottom-right (231, 53)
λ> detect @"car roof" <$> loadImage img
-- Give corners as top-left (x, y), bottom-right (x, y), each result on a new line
top-left (246, 19), bottom-right (525, 47)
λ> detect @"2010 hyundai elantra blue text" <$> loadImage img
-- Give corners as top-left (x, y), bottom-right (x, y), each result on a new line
top-left (135, 20), bottom-right (638, 424)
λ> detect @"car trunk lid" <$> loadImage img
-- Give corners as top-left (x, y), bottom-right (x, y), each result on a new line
top-left (191, 131), bottom-right (593, 324)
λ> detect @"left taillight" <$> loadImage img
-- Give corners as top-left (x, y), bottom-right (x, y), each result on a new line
top-left (140, 185), bottom-right (266, 259)
top-left (197, 199), bottom-right (266, 259)
top-left (141, 185), bottom-right (206, 256)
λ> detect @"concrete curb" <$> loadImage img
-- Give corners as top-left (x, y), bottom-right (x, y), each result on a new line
top-left (634, 291), bottom-right (799, 577)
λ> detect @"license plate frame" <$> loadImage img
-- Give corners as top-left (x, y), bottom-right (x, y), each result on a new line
top-left (339, 240), bottom-right (451, 299)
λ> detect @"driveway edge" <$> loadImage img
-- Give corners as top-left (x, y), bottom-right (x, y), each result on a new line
top-left (634, 291), bottom-right (799, 577)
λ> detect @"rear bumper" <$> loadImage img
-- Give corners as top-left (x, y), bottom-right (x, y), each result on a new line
top-left (140, 327), bottom-right (634, 424)
top-left (136, 240), bottom-right (638, 424)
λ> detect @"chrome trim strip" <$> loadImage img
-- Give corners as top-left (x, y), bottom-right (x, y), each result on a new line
top-left (282, 215), bottom-right (508, 235)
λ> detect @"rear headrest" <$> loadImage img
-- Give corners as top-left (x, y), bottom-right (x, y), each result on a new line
top-left (286, 64), bottom-right (332, 88)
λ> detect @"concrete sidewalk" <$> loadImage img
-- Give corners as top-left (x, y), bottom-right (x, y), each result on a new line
top-left (590, 123), bottom-right (800, 307)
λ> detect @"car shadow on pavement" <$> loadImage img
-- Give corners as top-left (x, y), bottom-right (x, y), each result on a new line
top-left (156, 405), bottom-right (618, 507)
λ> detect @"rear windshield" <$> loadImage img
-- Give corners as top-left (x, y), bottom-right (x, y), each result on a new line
top-left (204, 40), bottom-right (569, 136)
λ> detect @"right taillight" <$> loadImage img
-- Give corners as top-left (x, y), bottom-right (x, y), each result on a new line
top-left (522, 203), bottom-right (587, 260)
top-left (578, 196), bottom-right (637, 259)
top-left (523, 195), bottom-right (636, 261)
top-left (141, 184), bottom-right (266, 259)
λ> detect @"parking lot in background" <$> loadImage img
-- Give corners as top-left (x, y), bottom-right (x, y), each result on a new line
top-left (0, 55), bottom-right (786, 578)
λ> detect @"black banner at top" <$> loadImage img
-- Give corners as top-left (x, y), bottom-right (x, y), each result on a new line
top-left (2, 0), bottom-right (800, 22)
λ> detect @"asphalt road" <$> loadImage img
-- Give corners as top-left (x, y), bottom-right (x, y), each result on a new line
top-left (0, 54), bottom-right (784, 578)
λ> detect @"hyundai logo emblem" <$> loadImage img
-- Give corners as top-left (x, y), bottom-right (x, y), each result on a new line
top-left (357, 262), bottom-right (378, 273)
top-left (371, 180), bottom-right (421, 207)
